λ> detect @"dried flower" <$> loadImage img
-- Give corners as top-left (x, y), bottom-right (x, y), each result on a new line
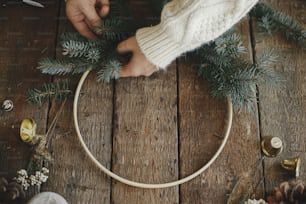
top-left (244, 199), bottom-right (267, 204)
top-left (13, 167), bottom-right (49, 190)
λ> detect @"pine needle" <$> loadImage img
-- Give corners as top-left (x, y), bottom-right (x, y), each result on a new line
top-left (193, 31), bottom-right (282, 112)
top-left (94, 18), bottom-right (132, 41)
top-left (38, 58), bottom-right (94, 75)
top-left (251, 2), bottom-right (306, 49)
top-left (27, 80), bottom-right (72, 106)
top-left (97, 60), bottom-right (121, 83)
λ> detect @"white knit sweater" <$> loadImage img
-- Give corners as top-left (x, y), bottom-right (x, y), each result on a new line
top-left (136, 0), bottom-right (259, 69)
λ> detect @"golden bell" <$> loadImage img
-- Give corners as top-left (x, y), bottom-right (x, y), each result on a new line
top-left (20, 118), bottom-right (41, 145)
top-left (281, 157), bottom-right (301, 178)
top-left (261, 136), bottom-right (283, 157)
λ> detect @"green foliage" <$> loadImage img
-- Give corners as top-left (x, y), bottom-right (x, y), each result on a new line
top-left (38, 58), bottom-right (95, 75)
top-left (60, 33), bottom-right (111, 58)
top-left (35, 15), bottom-right (133, 104)
top-left (214, 30), bottom-right (247, 57)
top-left (97, 60), bottom-right (121, 83)
top-left (31, 1), bottom-right (305, 113)
top-left (251, 2), bottom-right (306, 49)
top-left (31, 6), bottom-right (135, 104)
top-left (94, 18), bottom-right (133, 41)
top-left (193, 31), bottom-right (283, 112)
top-left (27, 80), bottom-right (72, 106)
top-left (38, 30), bottom-right (121, 78)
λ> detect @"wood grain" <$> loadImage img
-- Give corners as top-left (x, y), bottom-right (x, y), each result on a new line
top-left (254, 0), bottom-right (306, 194)
top-left (42, 2), bottom-right (113, 203)
top-left (0, 0), bottom-right (304, 203)
top-left (111, 65), bottom-right (179, 204)
top-left (0, 1), bottom-right (59, 179)
top-left (111, 1), bottom-right (178, 204)
top-left (179, 19), bottom-right (264, 204)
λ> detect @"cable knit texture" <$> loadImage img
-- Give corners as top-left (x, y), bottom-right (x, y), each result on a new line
top-left (136, 0), bottom-right (259, 69)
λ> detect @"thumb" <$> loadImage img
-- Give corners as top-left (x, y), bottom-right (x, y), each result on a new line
top-left (117, 37), bottom-right (137, 54)
top-left (83, 6), bottom-right (102, 30)
top-left (120, 64), bottom-right (135, 78)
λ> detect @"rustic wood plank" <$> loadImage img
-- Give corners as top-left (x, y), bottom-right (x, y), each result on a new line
top-left (110, 1), bottom-right (178, 204)
top-left (0, 1), bottom-right (59, 180)
top-left (179, 19), bottom-right (264, 203)
top-left (0, 141), bottom-right (8, 176)
top-left (42, 2), bottom-right (113, 203)
top-left (111, 65), bottom-right (179, 204)
top-left (254, 0), bottom-right (306, 194)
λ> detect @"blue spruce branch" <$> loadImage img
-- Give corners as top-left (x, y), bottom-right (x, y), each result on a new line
top-left (27, 80), bottom-right (72, 106)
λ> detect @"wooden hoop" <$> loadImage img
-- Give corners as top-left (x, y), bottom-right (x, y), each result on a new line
top-left (73, 70), bottom-right (233, 189)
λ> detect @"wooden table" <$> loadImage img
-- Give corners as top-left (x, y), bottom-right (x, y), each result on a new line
top-left (0, 0), bottom-right (305, 203)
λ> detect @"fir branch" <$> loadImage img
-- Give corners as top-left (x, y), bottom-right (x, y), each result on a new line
top-left (215, 31), bottom-right (247, 57)
top-left (251, 2), bottom-right (306, 49)
top-left (193, 30), bottom-right (247, 69)
top-left (61, 32), bottom-right (110, 48)
top-left (61, 35), bottom-right (110, 61)
top-left (27, 80), bottom-right (72, 106)
top-left (85, 48), bottom-right (101, 63)
top-left (97, 60), bottom-right (121, 83)
top-left (254, 50), bottom-right (284, 88)
top-left (62, 40), bottom-right (91, 58)
top-left (37, 58), bottom-right (95, 75)
top-left (194, 32), bottom-right (282, 112)
top-left (95, 18), bottom-right (132, 41)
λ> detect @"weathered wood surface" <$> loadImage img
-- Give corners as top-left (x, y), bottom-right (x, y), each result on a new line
top-left (112, 64), bottom-right (179, 204)
top-left (179, 18), bottom-right (264, 204)
top-left (255, 0), bottom-right (306, 193)
top-left (111, 3), bottom-right (178, 204)
top-left (42, 2), bottom-right (113, 204)
top-left (0, 0), bottom-right (59, 184)
top-left (0, 0), bottom-right (305, 203)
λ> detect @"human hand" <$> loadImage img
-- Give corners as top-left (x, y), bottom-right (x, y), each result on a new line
top-left (66, 0), bottom-right (110, 39)
top-left (118, 36), bottom-right (159, 77)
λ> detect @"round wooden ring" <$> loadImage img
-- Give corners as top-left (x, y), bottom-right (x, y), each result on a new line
top-left (73, 70), bottom-right (233, 189)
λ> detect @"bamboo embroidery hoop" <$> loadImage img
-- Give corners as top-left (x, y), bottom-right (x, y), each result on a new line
top-left (73, 70), bottom-right (233, 189)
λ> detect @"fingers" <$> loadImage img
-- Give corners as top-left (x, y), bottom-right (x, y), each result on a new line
top-left (72, 18), bottom-right (98, 40)
top-left (96, 0), bottom-right (110, 17)
top-left (83, 6), bottom-right (103, 31)
top-left (66, 0), bottom-right (109, 40)
top-left (117, 36), bottom-right (159, 78)
top-left (66, 6), bottom-right (97, 39)
top-left (120, 60), bottom-right (159, 78)
top-left (120, 64), bottom-right (159, 77)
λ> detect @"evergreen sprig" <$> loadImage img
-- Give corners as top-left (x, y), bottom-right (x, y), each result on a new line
top-left (38, 31), bottom-right (122, 83)
top-left (37, 58), bottom-right (95, 75)
top-left (94, 18), bottom-right (132, 41)
top-left (215, 30), bottom-right (247, 57)
top-left (27, 80), bottom-right (72, 106)
top-left (97, 60), bottom-right (121, 83)
top-left (31, 1), bottom-right (305, 112)
top-left (194, 31), bottom-right (282, 112)
top-left (251, 2), bottom-right (306, 49)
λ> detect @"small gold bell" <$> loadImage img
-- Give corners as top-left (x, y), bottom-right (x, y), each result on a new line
top-left (20, 118), bottom-right (42, 145)
top-left (261, 136), bottom-right (283, 157)
top-left (281, 157), bottom-right (301, 178)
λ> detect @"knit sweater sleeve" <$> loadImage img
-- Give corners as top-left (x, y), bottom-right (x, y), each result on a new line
top-left (135, 0), bottom-right (258, 69)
